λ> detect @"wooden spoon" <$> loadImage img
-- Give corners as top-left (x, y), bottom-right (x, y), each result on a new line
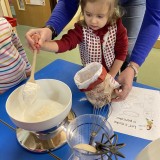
top-left (23, 50), bottom-right (39, 104)
top-left (28, 49), bottom-right (37, 83)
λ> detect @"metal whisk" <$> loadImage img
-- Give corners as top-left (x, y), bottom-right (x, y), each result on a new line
top-left (89, 103), bottom-right (112, 145)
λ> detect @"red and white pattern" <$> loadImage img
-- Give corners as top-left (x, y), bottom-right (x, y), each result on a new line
top-left (79, 23), bottom-right (117, 70)
top-left (74, 62), bottom-right (120, 108)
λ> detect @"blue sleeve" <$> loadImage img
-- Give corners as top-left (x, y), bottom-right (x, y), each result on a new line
top-left (119, 0), bottom-right (128, 4)
top-left (130, 0), bottom-right (160, 66)
top-left (46, 0), bottom-right (79, 35)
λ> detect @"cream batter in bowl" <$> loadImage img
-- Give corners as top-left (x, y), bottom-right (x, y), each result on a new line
top-left (6, 79), bottom-right (72, 132)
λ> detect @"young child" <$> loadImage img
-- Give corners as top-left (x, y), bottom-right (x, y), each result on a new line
top-left (34, 0), bottom-right (128, 78)
top-left (0, 17), bottom-right (31, 94)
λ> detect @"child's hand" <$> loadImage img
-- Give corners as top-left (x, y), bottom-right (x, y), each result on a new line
top-left (31, 33), bottom-right (41, 51)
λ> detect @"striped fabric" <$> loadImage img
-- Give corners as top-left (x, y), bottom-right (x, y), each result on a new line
top-left (0, 17), bottom-right (31, 93)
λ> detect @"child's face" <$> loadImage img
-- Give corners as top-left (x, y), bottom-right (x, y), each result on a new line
top-left (83, 0), bottom-right (110, 30)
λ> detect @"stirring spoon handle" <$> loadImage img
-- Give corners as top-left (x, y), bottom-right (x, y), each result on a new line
top-left (30, 50), bottom-right (37, 82)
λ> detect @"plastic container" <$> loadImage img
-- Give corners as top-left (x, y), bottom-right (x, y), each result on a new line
top-left (67, 114), bottom-right (114, 160)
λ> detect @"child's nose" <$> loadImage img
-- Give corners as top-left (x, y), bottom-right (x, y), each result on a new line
top-left (91, 17), bottom-right (97, 24)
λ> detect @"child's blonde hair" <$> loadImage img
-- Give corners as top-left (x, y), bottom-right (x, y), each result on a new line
top-left (79, 0), bottom-right (123, 26)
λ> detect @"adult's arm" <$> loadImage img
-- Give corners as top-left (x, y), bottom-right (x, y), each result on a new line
top-left (46, 0), bottom-right (79, 35)
top-left (113, 0), bottom-right (160, 102)
top-left (130, 0), bottom-right (160, 66)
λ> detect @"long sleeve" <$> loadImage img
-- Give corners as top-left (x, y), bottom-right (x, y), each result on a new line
top-left (130, 0), bottom-right (160, 66)
top-left (114, 19), bottom-right (128, 61)
top-left (0, 18), bottom-right (30, 92)
top-left (55, 23), bottom-right (83, 53)
top-left (11, 31), bottom-right (31, 72)
top-left (46, 0), bottom-right (79, 35)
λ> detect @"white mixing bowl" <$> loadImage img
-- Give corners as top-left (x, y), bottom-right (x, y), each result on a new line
top-left (6, 79), bottom-right (72, 132)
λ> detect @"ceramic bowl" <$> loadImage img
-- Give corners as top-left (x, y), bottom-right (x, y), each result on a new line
top-left (6, 79), bottom-right (72, 132)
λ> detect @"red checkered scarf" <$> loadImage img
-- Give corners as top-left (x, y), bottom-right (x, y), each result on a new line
top-left (79, 23), bottom-right (117, 70)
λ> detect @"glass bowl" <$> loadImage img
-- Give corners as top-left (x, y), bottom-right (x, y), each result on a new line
top-left (67, 114), bottom-right (114, 160)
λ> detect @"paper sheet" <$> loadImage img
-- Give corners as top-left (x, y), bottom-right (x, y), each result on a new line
top-left (108, 87), bottom-right (160, 140)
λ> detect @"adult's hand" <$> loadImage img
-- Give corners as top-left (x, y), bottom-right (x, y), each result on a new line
top-left (112, 67), bottom-right (135, 102)
top-left (25, 28), bottom-right (52, 51)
